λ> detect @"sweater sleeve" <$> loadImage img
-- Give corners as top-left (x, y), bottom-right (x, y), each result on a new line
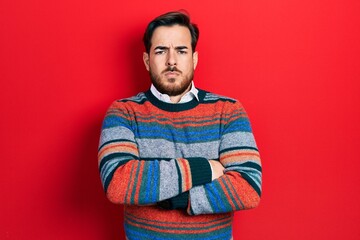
top-left (186, 101), bottom-right (262, 215)
top-left (98, 101), bottom-right (212, 205)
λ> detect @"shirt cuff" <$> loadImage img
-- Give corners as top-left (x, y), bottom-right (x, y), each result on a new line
top-left (208, 160), bottom-right (214, 181)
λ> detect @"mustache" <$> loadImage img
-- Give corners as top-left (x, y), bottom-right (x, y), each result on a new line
top-left (162, 66), bottom-right (182, 74)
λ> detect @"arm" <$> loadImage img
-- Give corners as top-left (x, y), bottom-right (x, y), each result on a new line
top-left (98, 101), bottom-right (212, 205)
top-left (157, 160), bottom-right (224, 209)
top-left (186, 101), bottom-right (262, 215)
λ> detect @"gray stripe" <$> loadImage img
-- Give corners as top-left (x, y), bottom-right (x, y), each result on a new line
top-left (189, 186), bottom-right (213, 214)
top-left (203, 93), bottom-right (235, 102)
top-left (159, 159), bottom-right (180, 200)
top-left (123, 92), bottom-right (146, 102)
top-left (242, 169), bottom-right (262, 189)
top-left (100, 126), bottom-right (135, 146)
top-left (225, 166), bottom-right (262, 188)
top-left (220, 132), bottom-right (257, 150)
top-left (137, 139), bottom-right (220, 159)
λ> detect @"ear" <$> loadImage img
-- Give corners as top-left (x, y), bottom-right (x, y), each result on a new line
top-left (143, 52), bottom-right (150, 71)
top-left (193, 51), bottom-right (198, 70)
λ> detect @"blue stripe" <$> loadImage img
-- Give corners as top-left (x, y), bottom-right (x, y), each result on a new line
top-left (152, 160), bottom-right (159, 202)
top-left (209, 183), bottom-right (227, 213)
top-left (145, 161), bottom-right (153, 203)
top-left (135, 130), bottom-right (220, 142)
top-left (100, 158), bottom-right (120, 183)
top-left (133, 115), bottom-right (228, 125)
top-left (239, 161), bottom-right (262, 172)
top-left (135, 122), bottom-right (219, 132)
top-left (137, 125), bottom-right (219, 134)
top-left (204, 184), bottom-right (219, 213)
top-left (125, 223), bottom-right (232, 240)
top-left (99, 153), bottom-right (137, 174)
top-left (223, 122), bottom-right (252, 133)
top-left (238, 167), bottom-right (262, 187)
top-left (102, 115), bottom-right (131, 129)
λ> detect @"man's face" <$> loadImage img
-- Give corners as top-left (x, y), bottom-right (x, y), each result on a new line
top-left (143, 25), bottom-right (198, 97)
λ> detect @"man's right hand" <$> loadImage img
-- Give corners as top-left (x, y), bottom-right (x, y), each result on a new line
top-left (209, 160), bottom-right (225, 181)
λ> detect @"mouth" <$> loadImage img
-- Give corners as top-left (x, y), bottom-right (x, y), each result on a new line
top-left (162, 67), bottom-right (181, 75)
top-left (164, 71), bottom-right (180, 76)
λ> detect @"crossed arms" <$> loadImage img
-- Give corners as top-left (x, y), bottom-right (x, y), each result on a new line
top-left (98, 100), bottom-right (262, 215)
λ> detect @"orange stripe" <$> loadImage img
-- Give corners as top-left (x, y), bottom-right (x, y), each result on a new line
top-left (125, 100), bottom-right (227, 115)
top-left (222, 156), bottom-right (261, 165)
top-left (125, 213), bottom-right (231, 228)
top-left (125, 217), bottom-right (231, 234)
top-left (125, 161), bottom-right (137, 204)
top-left (234, 178), bottom-right (260, 208)
top-left (107, 107), bottom-right (221, 123)
top-left (134, 161), bottom-right (145, 204)
top-left (98, 142), bottom-right (138, 158)
top-left (179, 160), bottom-right (191, 191)
top-left (178, 160), bottom-right (187, 191)
top-left (107, 101), bottom-right (234, 126)
top-left (177, 160), bottom-right (184, 190)
top-left (109, 117), bottom-right (225, 128)
top-left (218, 178), bottom-right (236, 210)
top-left (223, 151), bottom-right (260, 158)
top-left (224, 175), bottom-right (241, 209)
top-left (221, 152), bottom-right (260, 164)
top-left (98, 146), bottom-right (138, 162)
top-left (183, 160), bottom-right (191, 190)
top-left (110, 100), bottom-right (242, 121)
top-left (106, 162), bottom-right (138, 204)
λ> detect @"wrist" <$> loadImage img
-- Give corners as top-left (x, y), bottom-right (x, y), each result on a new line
top-left (208, 160), bottom-right (214, 180)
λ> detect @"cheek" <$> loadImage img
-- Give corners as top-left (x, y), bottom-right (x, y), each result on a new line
top-left (185, 60), bottom-right (195, 71)
top-left (150, 59), bottom-right (164, 71)
top-left (149, 62), bottom-right (158, 72)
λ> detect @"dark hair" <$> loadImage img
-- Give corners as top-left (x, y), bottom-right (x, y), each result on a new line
top-left (143, 11), bottom-right (199, 53)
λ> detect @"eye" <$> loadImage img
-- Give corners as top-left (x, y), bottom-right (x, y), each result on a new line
top-left (155, 50), bottom-right (165, 55)
top-left (154, 48), bottom-right (168, 55)
top-left (178, 50), bottom-right (187, 54)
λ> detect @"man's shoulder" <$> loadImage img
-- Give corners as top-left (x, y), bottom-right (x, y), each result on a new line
top-left (199, 89), bottom-right (238, 104)
top-left (107, 92), bottom-right (149, 112)
top-left (114, 92), bottom-right (148, 104)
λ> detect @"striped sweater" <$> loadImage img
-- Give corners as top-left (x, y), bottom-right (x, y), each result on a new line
top-left (98, 89), bottom-right (262, 240)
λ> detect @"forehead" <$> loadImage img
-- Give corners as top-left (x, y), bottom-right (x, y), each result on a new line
top-left (151, 25), bottom-right (192, 49)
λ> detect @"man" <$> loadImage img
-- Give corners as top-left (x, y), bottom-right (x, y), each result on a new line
top-left (98, 11), bottom-right (262, 240)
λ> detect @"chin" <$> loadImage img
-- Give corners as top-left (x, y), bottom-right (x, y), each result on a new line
top-left (150, 72), bottom-right (193, 96)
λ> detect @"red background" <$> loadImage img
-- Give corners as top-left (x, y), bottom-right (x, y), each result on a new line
top-left (1, 0), bottom-right (360, 239)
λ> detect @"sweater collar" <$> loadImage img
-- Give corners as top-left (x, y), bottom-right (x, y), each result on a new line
top-left (145, 87), bottom-right (205, 112)
top-left (150, 82), bottom-right (199, 104)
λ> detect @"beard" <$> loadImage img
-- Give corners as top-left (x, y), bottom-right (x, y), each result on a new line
top-left (149, 66), bottom-right (194, 96)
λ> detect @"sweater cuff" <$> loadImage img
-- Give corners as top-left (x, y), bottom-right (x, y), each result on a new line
top-left (158, 192), bottom-right (189, 210)
top-left (187, 157), bottom-right (212, 186)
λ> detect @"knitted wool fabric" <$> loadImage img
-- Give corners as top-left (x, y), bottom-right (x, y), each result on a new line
top-left (98, 89), bottom-right (262, 240)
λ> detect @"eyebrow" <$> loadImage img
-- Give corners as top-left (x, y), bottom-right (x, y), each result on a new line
top-left (154, 46), bottom-right (189, 51)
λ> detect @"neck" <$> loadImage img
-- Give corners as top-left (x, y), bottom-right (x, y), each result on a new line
top-left (169, 84), bottom-right (192, 103)
top-left (169, 95), bottom-right (182, 103)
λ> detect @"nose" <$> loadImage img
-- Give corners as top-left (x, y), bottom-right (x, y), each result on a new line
top-left (166, 50), bottom-right (177, 66)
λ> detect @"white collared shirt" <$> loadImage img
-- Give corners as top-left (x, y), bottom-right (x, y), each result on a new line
top-left (150, 82), bottom-right (199, 104)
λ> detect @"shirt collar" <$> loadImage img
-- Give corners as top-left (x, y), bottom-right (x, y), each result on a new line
top-left (150, 82), bottom-right (199, 104)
